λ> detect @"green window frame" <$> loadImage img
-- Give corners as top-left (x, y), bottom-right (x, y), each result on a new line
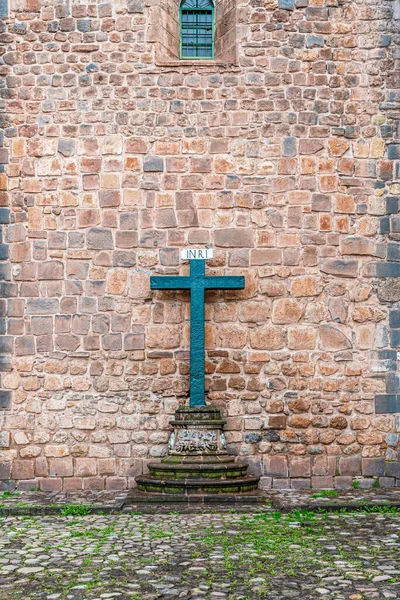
top-left (180, 0), bottom-right (214, 60)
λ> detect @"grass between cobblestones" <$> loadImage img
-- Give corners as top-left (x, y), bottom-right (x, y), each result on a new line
top-left (0, 508), bottom-right (399, 600)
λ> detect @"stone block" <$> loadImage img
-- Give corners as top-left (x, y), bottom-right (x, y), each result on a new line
top-left (87, 228), bottom-right (114, 250)
top-left (102, 333), bottom-right (122, 351)
top-left (362, 458), bottom-right (385, 477)
top-left (63, 478), bottom-right (83, 492)
top-left (82, 477), bottom-right (105, 490)
top-left (15, 336), bottom-right (35, 356)
top-left (272, 478), bottom-right (290, 489)
top-left (160, 248), bottom-right (179, 266)
top-left (127, 0), bottom-right (144, 12)
top-left (113, 251), bottom-right (136, 267)
top-left (311, 476), bottom-right (334, 489)
top-left (339, 457), bottom-right (361, 476)
top-left (0, 0), bottom-right (8, 19)
top-left (388, 144), bottom-right (400, 160)
top-left (143, 156), bottom-right (164, 172)
top-left (291, 479), bottom-right (311, 489)
top-left (106, 477), bottom-right (126, 491)
top-left (375, 395), bottom-right (400, 414)
top-left (123, 333), bottom-right (145, 351)
top-left (282, 137), bottom-right (296, 156)
top-left (0, 390), bottom-right (11, 409)
top-left (0, 282), bottom-right (16, 298)
top-left (388, 243), bottom-right (400, 262)
top-left (0, 462), bottom-right (11, 479)
top-left (306, 35), bottom-right (324, 48)
top-left (390, 311), bottom-right (400, 328)
top-left (258, 477), bottom-right (272, 490)
top-left (386, 433), bottom-right (399, 447)
top-left (49, 458), bottom-right (73, 477)
top-left (288, 326), bottom-right (317, 350)
top-left (39, 478), bottom-right (62, 492)
top-left (0, 337), bottom-right (13, 353)
top-left (264, 455), bottom-right (288, 478)
top-left (334, 476), bottom-right (353, 489)
top-left (386, 462), bottom-right (400, 478)
top-left (365, 262), bottom-right (400, 278)
top-left (386, 372), bottom-right (400, 393)
top-left (320, 258), bottom-right (358, 278)
top-left (249, 326), bottom-right (283, 350)
top-left (75, 458), bottom-right (97, 477)
top-left (319, 325), bottom-right (352, 351)
top-left (0, 208), bottom-right (10, 224)
top-left (12, 460), bottom-right (34, 480)
top-left (379, 477), bottom-right (396, 488)
top-left (288, 457), bottom-right (311, 478)
top-left (390, 330), bottom-right (400, 348)
top-left (214, 228), bottom-right (254, 248)
top-left (38, 261), bottom-right (64, 280)
top-left (26, 299), bottom-right (59, 315)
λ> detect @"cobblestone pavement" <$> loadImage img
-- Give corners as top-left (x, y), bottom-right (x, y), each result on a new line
top-left (1, 508), bottom-right (400, 600)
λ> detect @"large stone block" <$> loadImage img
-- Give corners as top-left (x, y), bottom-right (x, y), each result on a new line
top-left (214, 228), bottom-right (254, 248)
top-left (87, 228), bottom-right (114, 250)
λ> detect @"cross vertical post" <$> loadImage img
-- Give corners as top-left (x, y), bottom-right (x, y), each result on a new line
top-left (189, 259), bottom-right (206, 407)
top-left (150, 258), bottom-right (245, 407)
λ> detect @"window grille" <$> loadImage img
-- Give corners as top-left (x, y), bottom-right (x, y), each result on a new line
top-left (180, 0), bottom-right (214, 60)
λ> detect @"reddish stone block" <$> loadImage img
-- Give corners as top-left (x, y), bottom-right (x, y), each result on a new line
top-left (106, 477), bottom-right (127, 490)
top-left (16, 479), bottom-right (38, 491)
top-left (75, 458), bottom-right (97, 477)
top-left (311, 476), bottom-right (334, 489)
top-left (12, 460), bottom-right (34, 480)
top-left (312, 456), bottom-right (336, 477)
top-left (35, 458), bottom-right (49, 477)
top-left (82, 477), bottom-right (105, 490)
top-left (100, 190), bottom-right (121, 207)
top-left (266, 416), bottom-right (287, 429)
top-left (0, 462), bottom-right (11, 479)
top-left (361, 458), bottom-right (384, 477)
top-left (334, 476), bottom-right (353, 489)
top-left (83, 175), bottom-right (100, 190)
top-left (272, 478), bottom-right (290, 489)
top-left (338, 457), bottom-right (361, 476)
top-left (81, 158), bottom-right (102, 173)
top-left (63, 478), bottom-right (83, 491)
top-left (288, 457), bottom-right (311, 478)
top-left (291, 478), bottom-right (311, 489)
top-left (264, 455), bottom-right (288, 477)
top-left (379, 477), bottom-right (396, 488)
top-left (38, 478), bottom-right (62, 492)
top-left (49, 458), bottom-right (74, 477)
top-left (98, 458), bottom-right (117, 476)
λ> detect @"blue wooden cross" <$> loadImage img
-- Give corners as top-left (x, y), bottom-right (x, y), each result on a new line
top-left (150, 260), bottom-right (244, 407)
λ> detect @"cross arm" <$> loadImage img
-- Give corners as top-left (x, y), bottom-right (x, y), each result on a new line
top-left (150, 276), bottom-right (191, 290)
top-left (204, 276), bottom-right (245, 290)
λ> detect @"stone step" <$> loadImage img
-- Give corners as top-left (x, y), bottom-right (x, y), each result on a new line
top-left (135, 475), bottom-right (260, 495)
top-left (164, 454), bottom-right (234, 465)
top-left (147, 461), bottom-right (249, 480)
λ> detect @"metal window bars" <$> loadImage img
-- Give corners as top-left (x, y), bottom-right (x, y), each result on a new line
top-left (180, 0), bottom-right (214, 60)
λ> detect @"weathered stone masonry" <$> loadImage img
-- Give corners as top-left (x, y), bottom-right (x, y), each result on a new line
top-left (0, 0), bottom-right (399, 491)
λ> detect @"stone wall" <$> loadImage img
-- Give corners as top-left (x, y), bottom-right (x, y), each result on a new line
top-left (0, 0), bottom-right (399, 491)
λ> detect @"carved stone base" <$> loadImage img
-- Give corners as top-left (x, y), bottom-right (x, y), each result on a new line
top-left (135, 405), bottom-right (260, 495)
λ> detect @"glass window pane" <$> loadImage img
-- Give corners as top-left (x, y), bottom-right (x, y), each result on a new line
top-left (181, 4), bottom-right (213, 59)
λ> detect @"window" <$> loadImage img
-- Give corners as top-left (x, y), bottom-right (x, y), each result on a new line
top-left (148, 0), bottom-right (237, 67)
top-left (180, 0), bottom-right (214, 60)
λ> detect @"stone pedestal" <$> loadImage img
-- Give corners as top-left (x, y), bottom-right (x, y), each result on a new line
top-left (135, 405), bottom-right (260, 495)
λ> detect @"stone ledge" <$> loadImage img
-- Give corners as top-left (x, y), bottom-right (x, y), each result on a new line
top-left (0, 489), bottom-right (400, 516)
